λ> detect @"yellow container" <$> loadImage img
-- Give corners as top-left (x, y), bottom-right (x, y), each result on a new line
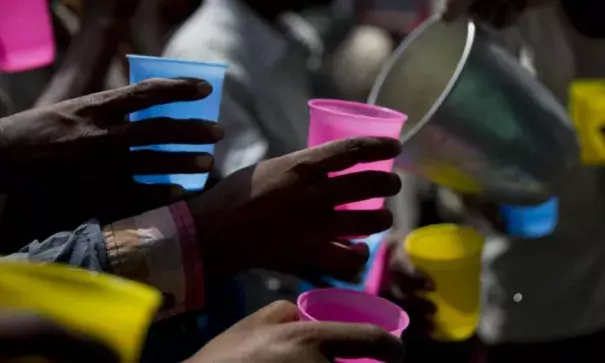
top-left (0, 262), bottom-right (162, 363)
top-left (404, 224), bottom-right (484, 341)
top-left (569, 80), bottom-right (605, 164)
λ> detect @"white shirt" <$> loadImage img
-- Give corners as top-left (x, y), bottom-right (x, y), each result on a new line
top-left (164, 0), bottom-right (320, 176)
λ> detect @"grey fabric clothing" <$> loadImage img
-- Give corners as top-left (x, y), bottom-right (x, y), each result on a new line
top-left (1, 220), bottom-right (109, 272)
top-left (163, 0), bottom-right (323, 176)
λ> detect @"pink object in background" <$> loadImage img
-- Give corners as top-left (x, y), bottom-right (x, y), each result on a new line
top-left (308, 99), bottom-right (407, 210)
top-left (298, 288), bottom-right (409, 363)
top-left (0, 0), bottom-right (55, 72)
top-left (364, 241), bottom-right (390, 296)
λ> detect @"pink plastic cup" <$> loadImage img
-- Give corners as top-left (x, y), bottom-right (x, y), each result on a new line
top-left (0, 0), bottom-right (55, 72)
top-left (308, 99), bottom-right (407, 210)
top-left (297, 288), bottom-right (409, 363)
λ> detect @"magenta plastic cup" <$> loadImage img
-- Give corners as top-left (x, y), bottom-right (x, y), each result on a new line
top-left (297, 288), bottom-right (409, 363)
top-left (308, 99), bottom-right (407, 210)
top-left (0, 0), bottom-right (55, 72)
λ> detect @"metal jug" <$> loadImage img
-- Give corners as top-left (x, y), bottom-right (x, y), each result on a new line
top-left (369, 15), bottom-right (579, 205)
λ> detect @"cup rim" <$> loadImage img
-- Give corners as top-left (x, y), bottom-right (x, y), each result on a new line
top-left (297, 288), bottom-right (410, 331)
top-left (367, 15), bottom-right (475, 144)
top-left (127, 54), bottom-right (229, 69)
top-left (308, 99), bottom-right (407, 123)
top-left (404, 224), bottom-right (484, 261)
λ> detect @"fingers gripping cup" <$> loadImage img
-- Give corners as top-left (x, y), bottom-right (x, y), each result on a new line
top-left (0, 262), bottom-right (162, 363)
top-left (404, 224), bottom-right (484, 341)
top-left (297, 288), bottom-right (409, 363)
top-left (128, 55), bottom-right (228, 191)
top-left (308, 99), bottom-right (407, 210)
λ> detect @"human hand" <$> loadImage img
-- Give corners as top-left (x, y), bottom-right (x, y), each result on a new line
top-left (381, 246), bottom-right (436, 338)
top-left (0, 312), bottom-right (118, 363)
top-left (188, 137), bottom-right (402, 283)
top-left (0, 78), bottom-right (222, 239)
top-left (443, 0), bottom-right (553, 28)
top-left (186, 301), bottom-right (404, 363)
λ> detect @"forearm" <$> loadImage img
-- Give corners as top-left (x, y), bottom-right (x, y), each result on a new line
top-left (103, 202), bottom-right (205, 318)
top-left (35, 20), bottom-right (121, 107)
top-left (3, 202), bottom-right (206, 319)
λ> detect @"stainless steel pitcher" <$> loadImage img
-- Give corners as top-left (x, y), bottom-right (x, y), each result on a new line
top-left (368, 15), bottom-right (579, 205)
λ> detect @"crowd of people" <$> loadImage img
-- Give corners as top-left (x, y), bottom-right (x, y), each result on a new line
top-left (1, 0), bottom-right (605, 362)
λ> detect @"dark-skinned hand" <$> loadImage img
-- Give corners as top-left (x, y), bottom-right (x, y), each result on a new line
top-left (0, 312), bottom-right (118, 363)
top-left (0, 78), bottom-right (222, 250)
top-left (185, 301), bottom-right (404, 363)
top-left (188, 137), bottom-right (402, 283)
top-left (381, 245), bottom-right (437, 338)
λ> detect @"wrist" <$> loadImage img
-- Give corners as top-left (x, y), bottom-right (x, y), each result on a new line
top-left (187, 199), bottom-right (245, 285)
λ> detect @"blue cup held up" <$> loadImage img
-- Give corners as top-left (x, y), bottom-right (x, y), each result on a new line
top-left (128, 55), bottom-right (228, 191)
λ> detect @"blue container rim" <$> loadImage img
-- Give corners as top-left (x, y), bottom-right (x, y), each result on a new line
top-left (127, 54), bottom-right (229, 69)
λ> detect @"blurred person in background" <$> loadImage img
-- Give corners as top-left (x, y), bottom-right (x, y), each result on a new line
top-left (128, 0), bottom-right (203, 56)
top-left (326, 24), bottom-right (395, 102)
top-left (164, 0), bottom-right (393, 177)
top-left (0, 0), bottom-right (130, 115)
top-left (386, 0), bottom-right (605, 362)
top-left (0, 0), bottom-right (145, 251)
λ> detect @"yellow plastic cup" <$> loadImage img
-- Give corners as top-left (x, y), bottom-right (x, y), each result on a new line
top-left (0, 261), bottom-right (162, 362)
top-left (404, 224), bottom-right (484, 341)
top-left (569, 79), bottom-right (605, 165)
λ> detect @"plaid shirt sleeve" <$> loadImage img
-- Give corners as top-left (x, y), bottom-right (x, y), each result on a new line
top-left (103, 201), bottom-right (204, 319)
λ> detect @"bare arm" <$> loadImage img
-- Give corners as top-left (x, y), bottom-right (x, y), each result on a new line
top-left (35, 0), bottom-right (140, 107)
top-left (34, 20), bottom-right (122, 107)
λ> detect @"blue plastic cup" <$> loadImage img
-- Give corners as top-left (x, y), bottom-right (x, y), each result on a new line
top-left (128, 55), bottom-right (228, 191)
top-left (499, 198), bottom-right (559, 238)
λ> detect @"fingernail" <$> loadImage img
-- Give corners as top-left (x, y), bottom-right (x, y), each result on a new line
top-left (210, 124), bottom-right (224, 139)
top-left (388, 173), bottom-right (402, 191)
top-left (196, 80), bottom-right (213, 96)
